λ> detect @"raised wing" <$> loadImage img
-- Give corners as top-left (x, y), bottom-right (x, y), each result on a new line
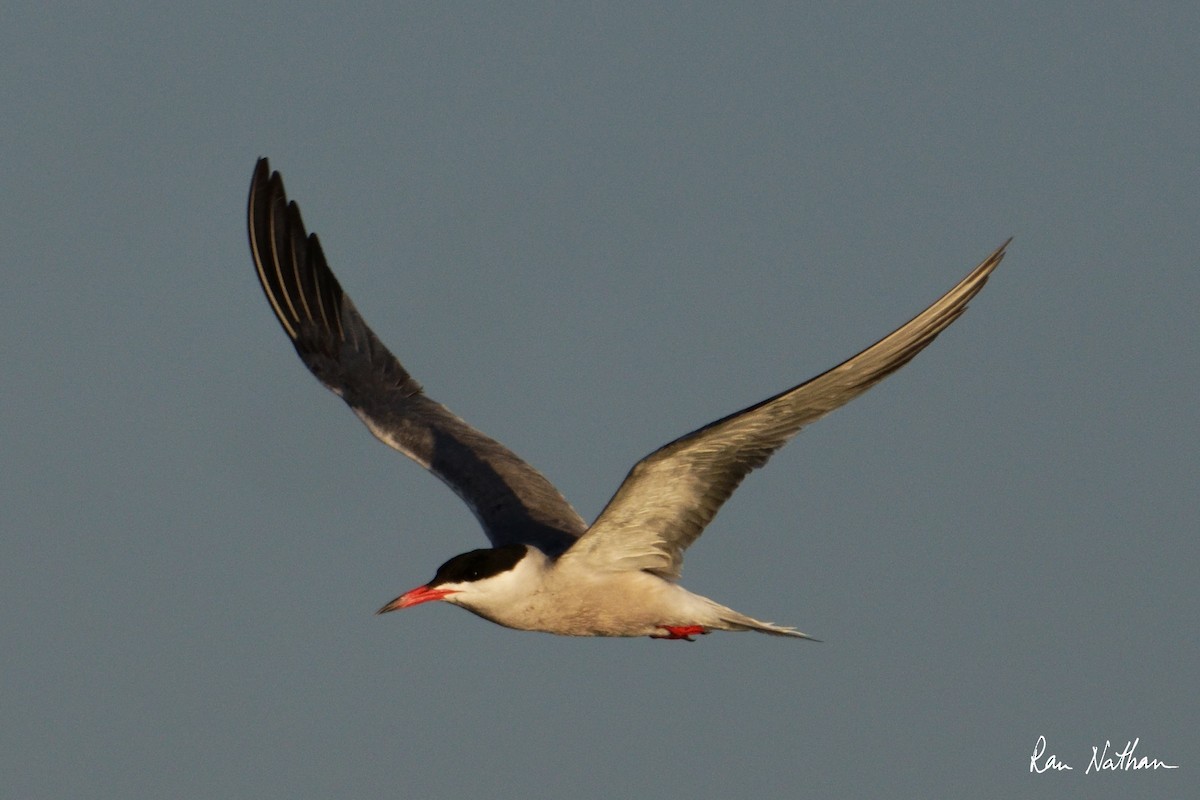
top-left (247, 158), bottom-right (586, 554)
top-left (562, 241), bottom-right (1008, 579)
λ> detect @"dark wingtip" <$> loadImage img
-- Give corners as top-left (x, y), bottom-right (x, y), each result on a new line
top-left (991, 236), bottom-right (1013, 262)
top-left (252, 156), bottom-right (271, 185)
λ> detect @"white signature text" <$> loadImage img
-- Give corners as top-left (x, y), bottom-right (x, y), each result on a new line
top-left (1030, 735), bottom-right (1178, 774)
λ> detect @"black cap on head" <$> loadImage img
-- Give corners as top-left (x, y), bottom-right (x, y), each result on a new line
top-left (428, 544), bottom-right (527, 586)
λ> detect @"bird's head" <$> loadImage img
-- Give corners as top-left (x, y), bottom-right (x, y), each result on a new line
top-left (376, 543), bottom-right (542, 616)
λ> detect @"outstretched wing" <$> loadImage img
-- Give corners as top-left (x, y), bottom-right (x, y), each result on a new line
top-left (247, 158), bottom-right (586, 555)
top-left (562, 241), bottom-right (1008, 579)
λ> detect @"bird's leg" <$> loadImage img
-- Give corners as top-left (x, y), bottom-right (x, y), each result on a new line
top-left (652, 625), bottom-right (709, 642)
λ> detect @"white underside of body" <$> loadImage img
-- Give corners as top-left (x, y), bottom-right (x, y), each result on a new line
top-left (442, 548), bottom-right (810, 639)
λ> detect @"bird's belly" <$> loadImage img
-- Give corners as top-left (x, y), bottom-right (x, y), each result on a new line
top-left (471, 577), bottom-right (710, 638)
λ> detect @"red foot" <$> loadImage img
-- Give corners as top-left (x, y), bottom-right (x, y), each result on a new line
top-left (651, 625), bottom-right (709, 642)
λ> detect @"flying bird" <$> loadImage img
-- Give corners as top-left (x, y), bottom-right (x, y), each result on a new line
top-left (247, 158), bottom-right (1007, 641)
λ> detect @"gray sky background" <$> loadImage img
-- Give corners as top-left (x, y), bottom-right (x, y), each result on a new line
top-left (3, 4), bottom-right (1195, 799)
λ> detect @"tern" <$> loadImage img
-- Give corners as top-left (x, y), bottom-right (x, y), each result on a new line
top-left (248, 158), bottom-right (1007, 641)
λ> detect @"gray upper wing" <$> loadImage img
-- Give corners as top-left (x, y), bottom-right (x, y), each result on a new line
top-left (247, 158), bottom-right (586, 555)
top-left (561, 241), bottom-right (1008, 579)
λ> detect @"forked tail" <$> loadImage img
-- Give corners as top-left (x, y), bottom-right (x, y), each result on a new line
top-left (719, 612), bottom-right (820, 641)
